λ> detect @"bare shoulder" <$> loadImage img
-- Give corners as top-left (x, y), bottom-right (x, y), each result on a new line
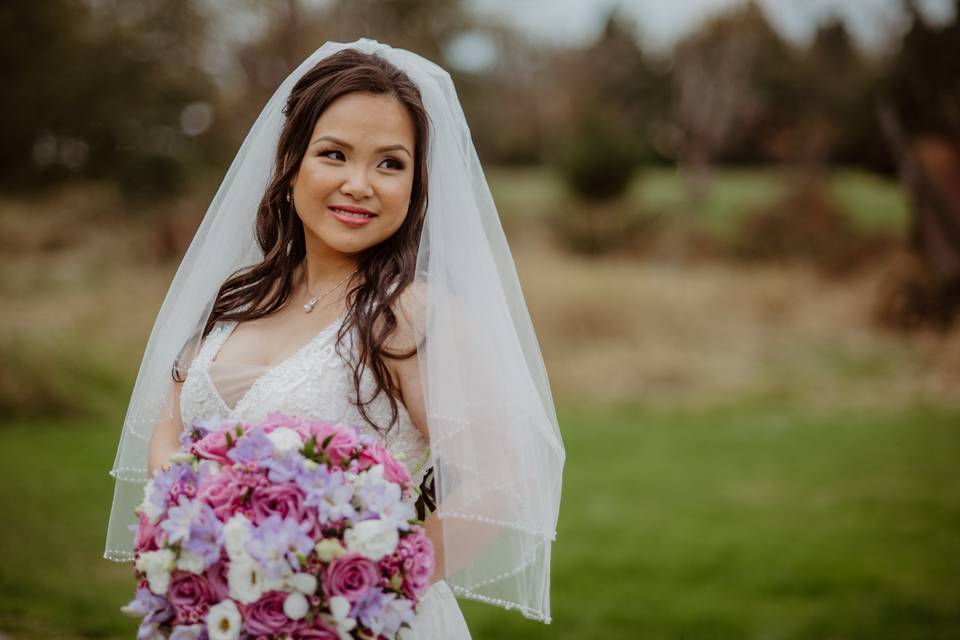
top-left (381, 279), bottom-right (428, 356)
top-left (380, 280), bottom-right (430, 440)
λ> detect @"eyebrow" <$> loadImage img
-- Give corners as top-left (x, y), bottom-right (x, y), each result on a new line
top-left (311, 134), bottom-right (411, 158)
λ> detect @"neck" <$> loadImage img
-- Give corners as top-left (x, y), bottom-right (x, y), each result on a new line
top-left (299, 244), bottom-right (361, 294)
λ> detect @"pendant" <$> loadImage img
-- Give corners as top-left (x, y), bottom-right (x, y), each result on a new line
top-left (304, 297), bottom-right (318, 313)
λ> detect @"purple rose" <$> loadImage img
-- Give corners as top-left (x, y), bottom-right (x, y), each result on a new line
top-left (168, 571), bottom-right (212, 625)
top-left (324, 553), bottom-right (381, 603)
top-left (242, 591), bottom-right (297, 636)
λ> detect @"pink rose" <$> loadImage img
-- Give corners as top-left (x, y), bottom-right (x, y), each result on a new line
top-left (257, 411), bottom-right (305, 433)
top-left (198, 467), bottom-right (242, 521)
top-left (368, 442), bottom-right (412, 489)
top-left (324, 553), bottom-right (381, 603)
top-left (134, 511), bottom-right (161, 552)
top-left (306, 422), bottom-right (359, 465)
top-left (168, 570), bottom-right (212, 625)
top-left (249, 481), bottom-right (307, 525)
top-left (242, 590), bottom-right (297, 636)
top-left (191, 429), bottom-right (234, 464)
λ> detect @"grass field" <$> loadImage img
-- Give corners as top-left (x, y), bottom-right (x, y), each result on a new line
top-left (1, 166), bottom-right (957, 639)
top-left (0, 398), bottom-right (958, 639)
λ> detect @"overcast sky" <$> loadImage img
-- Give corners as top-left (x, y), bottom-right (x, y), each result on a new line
top-left (467, 0), bottom-right (956, 52)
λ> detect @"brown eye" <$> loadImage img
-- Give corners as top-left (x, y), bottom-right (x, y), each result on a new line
top-left (381, 157), bottom-right (405, 170)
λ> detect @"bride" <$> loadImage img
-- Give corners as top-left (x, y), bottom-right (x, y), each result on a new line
top-left (104, 38), bottom-right (565, 638)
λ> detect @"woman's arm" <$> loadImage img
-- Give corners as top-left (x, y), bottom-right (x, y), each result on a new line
top-left (383, 288), bottom-right (449, 585)
top-left (147, 379), bottom-right (186, 478)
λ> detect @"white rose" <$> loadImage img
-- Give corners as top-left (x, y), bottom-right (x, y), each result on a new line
top-left (266, 427), bottom-right (302, 456)
top-left (207, 599), bottom-right (242, 640)
top-left (227, 555), bottom-right (264, 604)
top-left (176, 549), bottom-right (205, 574)
top-left (283, 592), bottom-right (309, 620)
top-left (222, 514), bottom-right (252, 560)
top-left (137, 479), bottom-right (164, 524)
top-left (344, 519), bottom-right (399, 561)
top-left (135, 549), bottom-right (176, 595)
top-left (289, 572), bottom-right (318, 595)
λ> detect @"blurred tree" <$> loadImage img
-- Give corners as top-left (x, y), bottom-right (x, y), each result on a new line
top-left (547, 9), bottom-right (665, 199)
top-left (0, 0), bottom-right (223, 201)
top-left (885, 0), bottom-right (960, 143)
top-left (873, 1), bottom-right (960, 330)
top-left (668, 3), bottom-right (772, 203)
top-left (794, 18), bottom-right (886, 169)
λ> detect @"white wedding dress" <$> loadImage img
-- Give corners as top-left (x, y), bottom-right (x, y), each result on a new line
top-left (178, 310), bottom-right (472, 639)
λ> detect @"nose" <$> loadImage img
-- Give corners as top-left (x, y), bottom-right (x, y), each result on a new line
top-left (339, 165), bottom-right (373, 200)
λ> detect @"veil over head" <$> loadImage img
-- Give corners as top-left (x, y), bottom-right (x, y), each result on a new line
top-left (104, 37), bottom-right (565, 623)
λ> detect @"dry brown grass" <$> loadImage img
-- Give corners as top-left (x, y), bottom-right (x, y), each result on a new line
top-left (514, 232), bottom-right (960, 409)
top-left (3, 183), bottom-right (958, 418)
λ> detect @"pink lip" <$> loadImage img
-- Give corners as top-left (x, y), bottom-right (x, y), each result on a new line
top-left (329, 206), bottom-right (376, 227)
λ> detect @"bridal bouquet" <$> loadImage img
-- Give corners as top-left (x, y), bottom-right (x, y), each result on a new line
top-left (122, 412), bottom-right (434, 640)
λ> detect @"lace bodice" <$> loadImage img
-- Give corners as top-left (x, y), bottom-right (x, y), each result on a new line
top-left (179, 313), bottom-right (432, 491)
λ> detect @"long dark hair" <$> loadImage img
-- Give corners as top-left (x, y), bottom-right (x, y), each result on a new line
top-left (173, 48), bottom-right (431, 440)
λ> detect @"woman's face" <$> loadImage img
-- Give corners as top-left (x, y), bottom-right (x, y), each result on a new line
top-left (290, 91), bottom-right (416, 258)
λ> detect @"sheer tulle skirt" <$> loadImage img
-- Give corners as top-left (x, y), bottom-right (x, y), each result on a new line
top-left (408, 580), bottom-right (472, 639)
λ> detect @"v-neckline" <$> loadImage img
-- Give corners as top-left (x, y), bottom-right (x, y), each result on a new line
top-left (205, 309), bottom-right (348, 414)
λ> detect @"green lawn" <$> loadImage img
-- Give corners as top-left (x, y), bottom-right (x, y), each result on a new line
top-left (1, 397), bottom-right (957, 639)
top-left (486, 165), bottom-right (909, 240)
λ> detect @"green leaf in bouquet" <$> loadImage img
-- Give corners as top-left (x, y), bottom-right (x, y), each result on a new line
top-left (303, 434), bottom-right (318, 457)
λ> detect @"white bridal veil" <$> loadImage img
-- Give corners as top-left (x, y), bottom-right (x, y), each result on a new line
top-left (104, 37), bottom-right (565, 623)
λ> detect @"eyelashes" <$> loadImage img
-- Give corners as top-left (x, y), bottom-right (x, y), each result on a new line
top-left (318, 148), bottom-right (405, 170)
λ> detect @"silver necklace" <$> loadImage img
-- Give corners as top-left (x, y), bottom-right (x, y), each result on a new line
top-left (302, 266), bottom-right (359, 313)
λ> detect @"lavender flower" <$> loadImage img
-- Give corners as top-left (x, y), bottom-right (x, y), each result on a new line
top-left (226, 427), bottom-right (273, 465)
top-left (245, 514), bottom-right (314, 580)
top-left (161, 497), bottom-right (204, 545)
top-left (180, 502), bottom-right (224, 570)
top-left (379, 591), bottom-right (416, 637)
top-left (263, 452), bottom-right (302, 483)
top-left (121, 586), bottom-right (174, 640)
top-left (351, 586), bottom-right (387, 633)
top-left (145, 463), bottom-right (196, 517)
top-left (295, 465), bottom-right (356, 524)
top-left (355, 470), bottom-right (414, 531)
